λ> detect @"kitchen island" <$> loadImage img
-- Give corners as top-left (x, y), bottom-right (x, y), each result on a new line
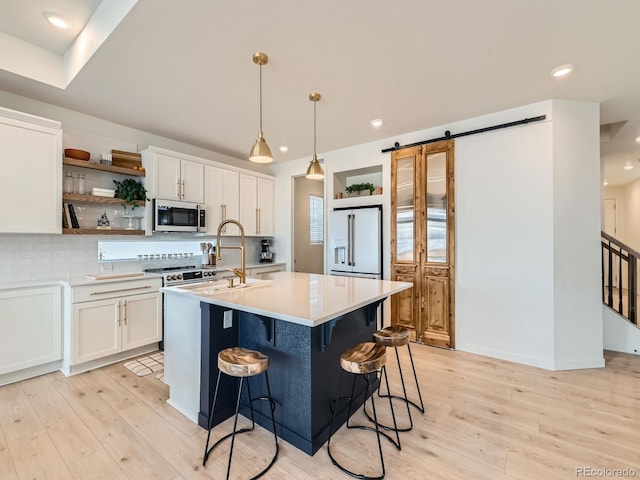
top-left (161, 271), bottom-right (412, 455)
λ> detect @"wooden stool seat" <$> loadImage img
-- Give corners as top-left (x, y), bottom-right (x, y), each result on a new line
top-left (340, 342), bottom-right (387, 374)
top-left (373, 325), bottom-right (410, 347)
top-left (218, 347), bottom-right (269, 377)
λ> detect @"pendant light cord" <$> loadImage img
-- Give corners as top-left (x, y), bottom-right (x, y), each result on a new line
top-left (313, 99), bottom-right (317, 157)
top-left (259, 64), bottom-right (263, 132)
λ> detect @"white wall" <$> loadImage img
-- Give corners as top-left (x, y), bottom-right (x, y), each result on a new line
top-left (455, 112), bottom-right (556, 368)
top-left (603, 307), bottom-right (640, 354)
top-left (274, 99), bottom-right (604, 370)
top-left (551, 101), bottom-right (603, 369)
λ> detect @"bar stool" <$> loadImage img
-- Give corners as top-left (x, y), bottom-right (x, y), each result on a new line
top-left (202, 347), bottom-right (279, 479)
top-left (367, 325), bottom-right (424, 432)
top-left (327, 342), bottom-right (400, 480)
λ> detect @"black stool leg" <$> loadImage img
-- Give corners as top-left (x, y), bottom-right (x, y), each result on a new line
top-left (254, 369), bottom-right (279, 480)
top-left (328, 369), bottom-right (399, 480)
top-left (406, 342), bottom-right (425, 413)
top-left (225, 377), bottom-right (245, 480)
top-left (202, 370), bottom-right (222, 466)
top-left (365, 371), bottom-right (386, 480)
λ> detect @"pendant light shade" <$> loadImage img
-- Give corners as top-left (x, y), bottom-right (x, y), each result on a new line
top-left (249, 52), bottom-right (273, 164)
top-left (306, 92), bottom-right (324, 180)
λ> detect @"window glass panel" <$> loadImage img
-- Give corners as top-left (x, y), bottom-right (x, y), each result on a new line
top-left (310, 194), bottom-right (324, 244)
top-left (396, 157), bottom-right (414, 261)
top-left (426, 152), bottom-right (447, 263)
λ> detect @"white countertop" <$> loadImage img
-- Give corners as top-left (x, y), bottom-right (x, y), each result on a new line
top-left (162, 271), bottom-right (412, 327)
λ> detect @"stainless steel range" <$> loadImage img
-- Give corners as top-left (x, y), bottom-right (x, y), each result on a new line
top-left (144, 265), bottom-right (216, 286)
top-left (144, 265), bottom-right (216, 350)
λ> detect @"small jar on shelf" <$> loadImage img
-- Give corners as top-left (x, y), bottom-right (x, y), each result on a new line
top-left (75, 173), bottom-right (86, 195)
top-left (63, 172), bottom-right (74, 194)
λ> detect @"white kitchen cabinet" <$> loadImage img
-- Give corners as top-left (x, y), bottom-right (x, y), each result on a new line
top-left (152, 152), bottom-right (204, 204)
top-left (0, 285), bottom-right (63, 380)
top-left (248, 264), bottom-right (285, 279)
top-left (70, 278), bottom-right (161, 366)
top-left (239, 173), bottom-right (275, 236)
top-left (0, 107), bottom-right (62, 234)
top-left (204, 165), bottom-right (240, 235)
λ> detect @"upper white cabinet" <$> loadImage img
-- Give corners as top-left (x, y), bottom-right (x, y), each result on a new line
top-left (0, 107), bottom-right (62, 234)
top-left (204, 165), bottom-right (240, 236)
top-left (239, 173), bottom-right (274, 236)
top-left (151, 152), bottom-right (204, 204)
top-left (143, 146), bottom-right (274, 236)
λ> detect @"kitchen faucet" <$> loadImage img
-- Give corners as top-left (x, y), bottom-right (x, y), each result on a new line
top-left (216, 219), bottom-right (246, 284)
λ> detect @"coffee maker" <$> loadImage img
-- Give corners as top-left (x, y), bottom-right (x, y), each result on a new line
top-left (260, 239), bottom-right (273, 262)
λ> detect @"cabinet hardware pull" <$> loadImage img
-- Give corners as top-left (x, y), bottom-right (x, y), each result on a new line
top-left (181, 180), bottom-right (185, 199)
top-left (176, 180), bottom-right (180, 200)
top-left (255, 209), bottom-right (259, 234)
top-left (90, 286), bottom-right (152, 295)
top-left (122, 299), bottom-right (127, 325)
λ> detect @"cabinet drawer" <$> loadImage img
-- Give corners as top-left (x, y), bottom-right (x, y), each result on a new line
top-left (73, 278), bottom-right (161, 303)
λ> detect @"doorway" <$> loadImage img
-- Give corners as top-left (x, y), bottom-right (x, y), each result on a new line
top-left (293, 175), bottom-right (325, 274)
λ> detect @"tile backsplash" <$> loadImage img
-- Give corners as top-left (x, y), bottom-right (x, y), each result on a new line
top-left (0, 234), bottom-right (269, 283)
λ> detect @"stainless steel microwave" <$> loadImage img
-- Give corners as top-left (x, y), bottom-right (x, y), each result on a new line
top-left (153, 199), bottom-right (205, 232)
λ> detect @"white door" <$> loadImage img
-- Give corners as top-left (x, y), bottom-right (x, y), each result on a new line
top-left (180, 159), bottom-right (204, 203)
top-left (329, 210), bottom-right (350, 272)
top-left (154, 153), bottom-right (181, 200)
top-left (351, 208), bottom-right (381, 274)
top-left (121, 292), bottom-right (161, 351)
top-left (222, 170), bottom-right (241, 235)
top-left (257, 177), bottom-right (274, 236)
top-left (239, 173), bottom-right (258, 236)
top-left (72, 298), bottom-right (121, 364)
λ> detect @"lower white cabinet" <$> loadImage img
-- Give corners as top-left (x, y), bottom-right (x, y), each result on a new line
top-left (248, 264), bottom-right (285, 279)
top-left (70, 278), bottom-right (161, 366)
top-left (0, 285), bottom-right (62, 377)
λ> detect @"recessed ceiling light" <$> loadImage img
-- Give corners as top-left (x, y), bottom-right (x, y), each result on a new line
top-left (278, 146), bottom-right (288, 153)
top-left (624, 163), bottom-right (634, 171)
top-left (635, 136), bottom-right (640, 143)
top-left (550, 64), bottom-right (574, 78)
top-left (370, 119), bottom-right (383, 128)
top-left (43, 11), bottom-right (70, 29)
top-left (603, 179), bottom-right (609, 186)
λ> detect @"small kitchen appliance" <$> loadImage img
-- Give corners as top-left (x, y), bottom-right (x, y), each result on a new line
top-left (260, 239), bottom-right (273, 262)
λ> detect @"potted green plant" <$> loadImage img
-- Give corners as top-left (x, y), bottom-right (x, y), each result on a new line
top-left (344, 182), bottom-right (376, 196)
top-left (113, 178), bottom-right (148, 211)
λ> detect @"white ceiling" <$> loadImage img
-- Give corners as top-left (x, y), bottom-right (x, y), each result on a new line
top-left (0, 0), bottom-right (639, 186)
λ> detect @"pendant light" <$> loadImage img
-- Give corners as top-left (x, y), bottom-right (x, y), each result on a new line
top-left (306, 92), bottom-right (324, 179)
top-left (249, 52), bottom-right (273, 163)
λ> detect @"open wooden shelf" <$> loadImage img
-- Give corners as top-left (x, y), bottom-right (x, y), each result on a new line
top-left (62, 193), bottom-right (145, 206)
top-left (62, 228), bottom-right (145, 235)
top-left (63, 157), bottom-right (145, 177)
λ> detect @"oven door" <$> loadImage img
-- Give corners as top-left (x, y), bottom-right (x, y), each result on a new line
top-left (154, 199), bottom-right (203, 232)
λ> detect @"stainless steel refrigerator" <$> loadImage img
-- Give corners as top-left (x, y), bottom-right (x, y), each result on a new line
top-left (329, 205), bottom-right (382, 278)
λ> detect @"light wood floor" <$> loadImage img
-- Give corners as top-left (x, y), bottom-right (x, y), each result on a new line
top-left (1, 346), bottom-right (639, 480)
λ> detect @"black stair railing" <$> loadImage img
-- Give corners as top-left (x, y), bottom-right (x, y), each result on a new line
top-left (601, 231), bottom-right (638, 325)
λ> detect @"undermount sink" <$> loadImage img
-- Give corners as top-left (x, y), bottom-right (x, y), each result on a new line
top-left (178, 277), bottom-right (271, 294)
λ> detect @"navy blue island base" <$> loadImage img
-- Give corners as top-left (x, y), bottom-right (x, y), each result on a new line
top-left (197, 299), bottom-right (383, 455)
